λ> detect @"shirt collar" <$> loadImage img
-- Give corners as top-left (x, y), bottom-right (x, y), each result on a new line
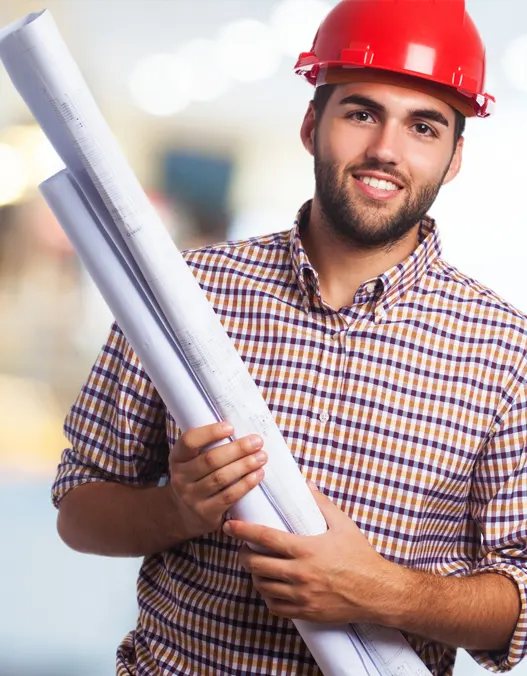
top-left (290, 201), bottom-right (320, 306)
top-left (376, 216), bottom-right (441, 313)
top-left (289, 200), bottom-right (442, 313)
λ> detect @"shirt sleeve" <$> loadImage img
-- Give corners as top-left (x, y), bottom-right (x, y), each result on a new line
top-left (468, 376), bottom-right (527, 672)
top-left (52, 322), bottom-right (169, 508)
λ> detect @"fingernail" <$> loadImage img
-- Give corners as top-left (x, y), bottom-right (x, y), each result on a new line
top-left (254, 451), bottom-right (267, 463)
top-left (222, 422), bottom-right (234, 433)
top-left (249, 435), bottom-right (263, 449)
top-left (223, 522), bottom-right (232, 535)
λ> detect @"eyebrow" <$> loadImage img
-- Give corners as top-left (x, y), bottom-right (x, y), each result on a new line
top-left (339, 94), bottom-right (450, 128)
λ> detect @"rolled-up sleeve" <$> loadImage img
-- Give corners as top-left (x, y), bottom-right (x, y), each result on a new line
top-left (468, 377), bottom-right (527, 672)
top-left (52, 322), bottom-right (168, 508)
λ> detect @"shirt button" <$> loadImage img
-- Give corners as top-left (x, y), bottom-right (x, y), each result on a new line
top-left (319, 412), bottom-right (330, 423)
top-left (365, 282), bottom-right (376, 294)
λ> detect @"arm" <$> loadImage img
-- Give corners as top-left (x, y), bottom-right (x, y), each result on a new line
top-left (230, 369), bottom-right (527, 668)
top-left (227, 483), bottom-right (524, 656)
top-left (390, 375), bottom-right (527, 661)
top-left (57, 481), bottom-right (185, 557)
top-left (54, 324), bottom-right (267, 557)
top-left (380, 560), bottom-right (520, 650)
top-left (57, 423), bottom-right (267, 557)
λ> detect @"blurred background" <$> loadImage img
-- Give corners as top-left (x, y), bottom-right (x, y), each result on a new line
top-left (0, 0), bottom-right (526, 674)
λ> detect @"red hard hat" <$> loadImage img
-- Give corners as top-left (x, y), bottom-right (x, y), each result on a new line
top-left (294, 0), bottom-right (494, 118)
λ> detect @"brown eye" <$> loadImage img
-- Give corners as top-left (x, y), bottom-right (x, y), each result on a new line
top-left (347, 111), bottom-right (374, 123)
top-left (414, 123), bottom-right (435, 137)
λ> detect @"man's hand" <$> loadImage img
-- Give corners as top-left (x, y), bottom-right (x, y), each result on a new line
top-left (223, 483), bottom-right (393, 624)
top-left (168, 422), bottom-right (267, 541)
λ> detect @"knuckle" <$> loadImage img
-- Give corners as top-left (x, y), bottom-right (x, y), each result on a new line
top-left (168, 449), bottom-right (180, 469)
top-left (298, 591), bottom-right (310, 605)
top-left (203, 451), bottom-right (216, 470)
top-left (179, 430), bottom-right (193, 448)
top-left (304, 605), bottom-right (316, 620)
top-left (235, 439), bottom-right (247, 456)
top-left (221, 488), bottom-right (235, 506)
top-left (211, 469), bottom-right (225, 488)
top-left (180, 491), bottom-right (193, 509)
top-left (194, 503), bottom-right (208, 522)
top-left (260, 532), bottom-right (274, 550)
top-left (246, 471), bottom-right (262, 489)
top-left (252, 562), bottom-right (265, 577)
top-left (169, 475), bottom-right (182, 495)
top-left (295, 570), bottom-right (308, 585)
top-left (239, 436), bottom-right (256, 454)
top-left (171, 467), bottom-right (187, 489)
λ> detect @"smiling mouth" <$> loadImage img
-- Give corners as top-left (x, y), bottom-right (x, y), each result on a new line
top-left (352, 175), bottom-right (405, 202)
top-left (353, 175), bottom-right (404, 192)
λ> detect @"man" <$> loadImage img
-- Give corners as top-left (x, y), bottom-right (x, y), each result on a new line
top-left (52, 1), bottom-right (527, 674)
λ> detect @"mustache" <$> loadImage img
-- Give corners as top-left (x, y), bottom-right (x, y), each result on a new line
top-left (346, 162), bottom-right (409, 188)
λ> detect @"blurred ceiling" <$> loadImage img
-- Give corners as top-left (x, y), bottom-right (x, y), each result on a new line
top-left (1, 0), bottom-right (527, 137)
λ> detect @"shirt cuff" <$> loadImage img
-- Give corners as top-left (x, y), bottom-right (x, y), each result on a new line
top-left (51, 447), bottom-right (114, 508)
top-left (468, 563), bottom-right (527, 672)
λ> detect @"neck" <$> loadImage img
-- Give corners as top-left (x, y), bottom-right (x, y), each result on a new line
top-left (301, 199), bottom-right (421, 310)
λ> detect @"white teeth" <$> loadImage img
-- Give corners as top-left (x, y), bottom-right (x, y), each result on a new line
top-left (359, 176), bottom-right (400, 191)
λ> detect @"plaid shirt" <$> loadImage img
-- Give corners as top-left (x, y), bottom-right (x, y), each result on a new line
top-left (53, 202), bottom-right (527, 675)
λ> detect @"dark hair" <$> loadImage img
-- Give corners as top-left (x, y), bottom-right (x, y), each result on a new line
top-left (312, 84), bottom-right (466, 147)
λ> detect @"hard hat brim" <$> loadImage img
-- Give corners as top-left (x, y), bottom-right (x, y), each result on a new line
top-left (317, 66), bottom-right (478, 118)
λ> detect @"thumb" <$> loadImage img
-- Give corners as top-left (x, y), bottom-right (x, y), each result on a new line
top-left (308, 482), bottom-right (348, 529)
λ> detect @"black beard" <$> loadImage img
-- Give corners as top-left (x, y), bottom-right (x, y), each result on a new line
top-left (314, 153), bottom-right (446, 250)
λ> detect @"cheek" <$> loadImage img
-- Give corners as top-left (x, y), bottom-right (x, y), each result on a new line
top-left (318, 120), bottom-right (367, 166)
top-left (403, 142), bottom-right (452, 187)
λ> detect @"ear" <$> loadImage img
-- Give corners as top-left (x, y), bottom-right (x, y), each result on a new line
top-left (442, 136), bottom-right (464, 185)
top-left (300, 101), bottom-right (316, 157)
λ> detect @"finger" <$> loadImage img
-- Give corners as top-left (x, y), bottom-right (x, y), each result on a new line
top-left (224, 520), bottom-right (298, 558)
top-left (199, 467), bottom-right (265, 515)
top-left (171, 422), bottom-right (234, 463)
top-left (264, 598), bottom-right (303, 620)
top-left (252, 576), bottom-right (296, 602)
top-left (186, 434), bottom-right (264, 483)
top-left (238, 545), bottom-right (291, 580)
top-left (193, 450), bottom-right (267, 497)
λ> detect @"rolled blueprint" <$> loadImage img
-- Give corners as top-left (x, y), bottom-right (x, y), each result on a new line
top-left (0, 8), bottom-right (324, 538)
top-left (41, 169), bottom-right (385, 676)
top-left (1, 10), bottom-right (431, 676)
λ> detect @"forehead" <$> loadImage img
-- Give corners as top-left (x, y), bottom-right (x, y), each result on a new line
top-left (329, 81), bottom-right (456, 121)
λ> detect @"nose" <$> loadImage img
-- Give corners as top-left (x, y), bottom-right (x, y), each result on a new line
top-left (365, 120), bottom-right (403, 166)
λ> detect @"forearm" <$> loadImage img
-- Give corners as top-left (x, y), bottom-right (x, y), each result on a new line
top-left (379, 563), bottom-right (521, 650)
top-left (57, 481), bottom-right (189, 557)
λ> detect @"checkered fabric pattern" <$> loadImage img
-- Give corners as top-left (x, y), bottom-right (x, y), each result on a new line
top-left (52, 202), bottom-right (527, 675)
